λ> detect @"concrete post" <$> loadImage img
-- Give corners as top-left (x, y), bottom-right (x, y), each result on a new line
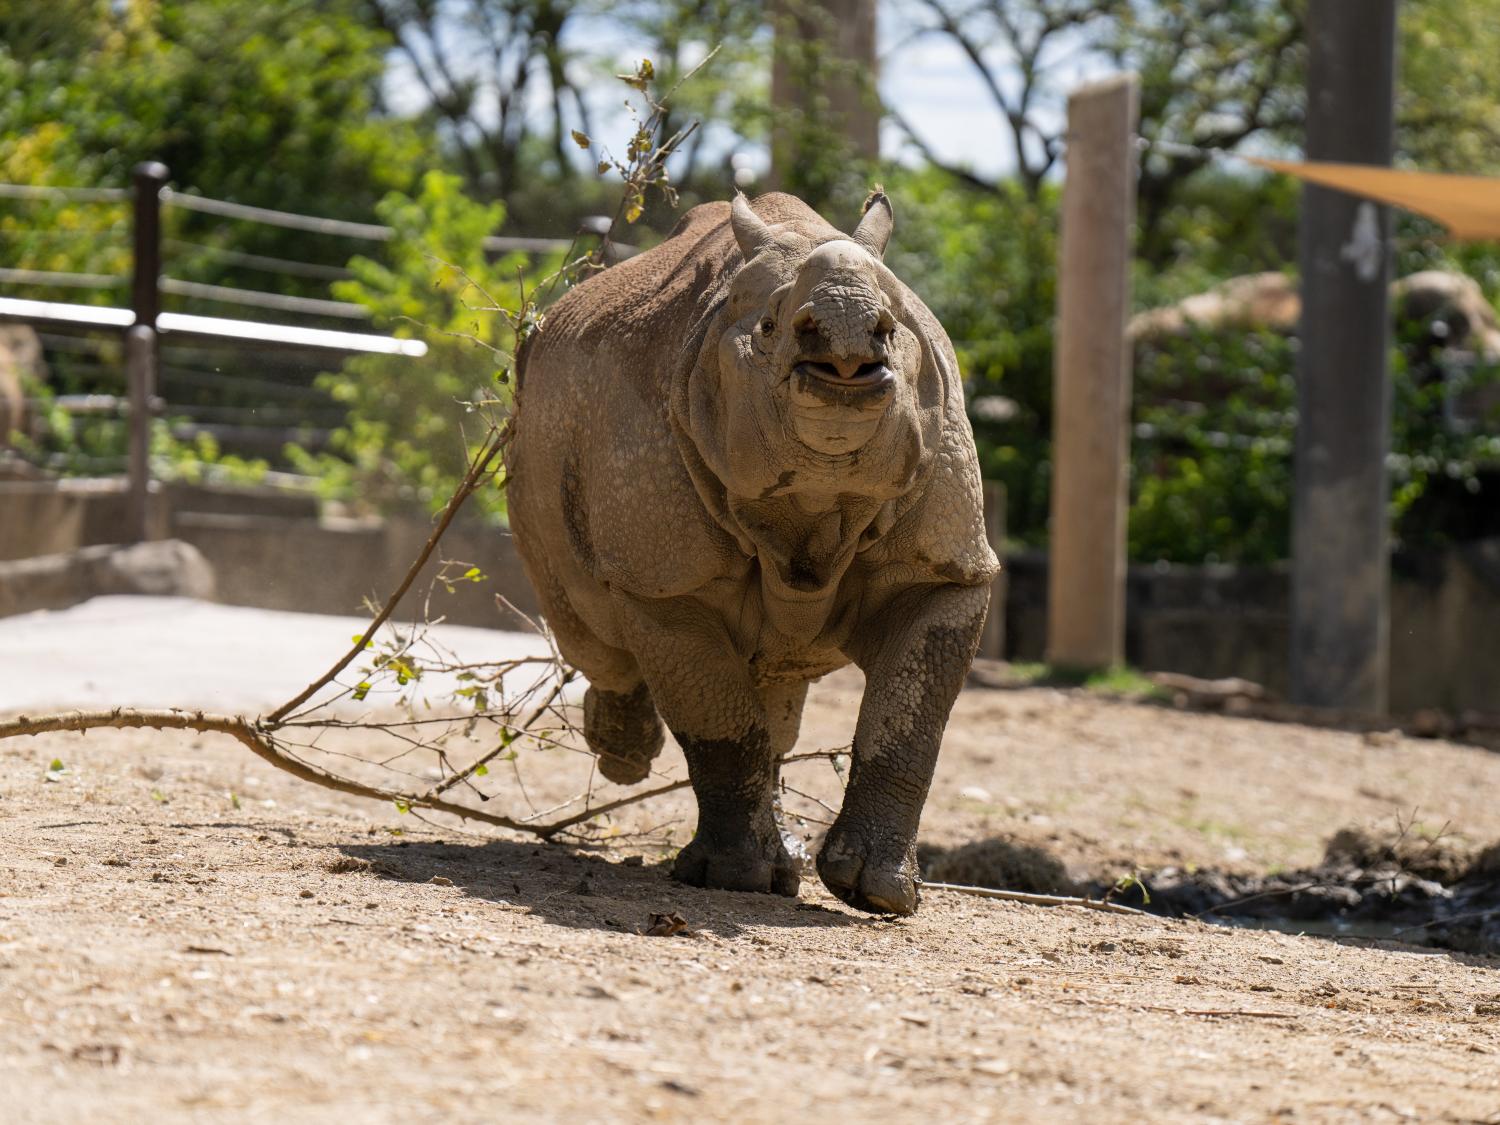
top-left (1046, 75), bottom-right (1139, 671)
top-left (1290, 0), bottom-right (1397, 713)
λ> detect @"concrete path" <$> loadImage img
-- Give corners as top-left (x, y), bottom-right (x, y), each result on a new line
top-left (0, 596), bottom-right (559, 715)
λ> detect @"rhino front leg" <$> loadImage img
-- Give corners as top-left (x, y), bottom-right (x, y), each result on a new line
top-left (614, 593), bottom-right (799, 897)
top-left (820, 583), bottom-right (989, 915)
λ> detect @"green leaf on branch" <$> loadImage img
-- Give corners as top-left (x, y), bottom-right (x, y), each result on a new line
top-left (617, 58), bottom-right (654, 92)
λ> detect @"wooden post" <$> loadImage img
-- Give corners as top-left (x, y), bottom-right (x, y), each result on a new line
top-left (1289, 1), bottom-right (1397, 713)
top-left (979, 481), bottom-right (1007, 660)
top-left (769, 0), bottom-right (879, 196)
top-left (1046, 75), bottom-right (1139, 672)
top-left (127, 161), bottom-right (166, 543)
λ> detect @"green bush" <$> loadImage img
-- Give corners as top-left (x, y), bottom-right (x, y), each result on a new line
top-left (1128, 318), bottom-right (1500, 564)
top-left (288, 172), bottom-right (554, 521)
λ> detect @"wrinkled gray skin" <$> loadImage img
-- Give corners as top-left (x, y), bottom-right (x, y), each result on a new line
top-left (507, 191), bottom-right (998, 915)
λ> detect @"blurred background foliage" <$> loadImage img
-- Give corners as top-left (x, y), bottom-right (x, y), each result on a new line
top-left (2, 0), bottom-right (1499, 560)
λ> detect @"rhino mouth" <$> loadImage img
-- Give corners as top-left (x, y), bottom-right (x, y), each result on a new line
top-left (792, 359), bottom-right (895, 406)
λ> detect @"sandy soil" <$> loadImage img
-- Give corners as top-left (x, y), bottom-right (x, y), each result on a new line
top-left (4, 668), bottom-right (1500, 1123)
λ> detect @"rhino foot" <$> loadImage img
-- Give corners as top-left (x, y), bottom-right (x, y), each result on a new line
top-left (817, 821), bottom-right (920, 916)
top-left (672, 829), bottom-right (801, 897)
top-left (583, 684), bottom-right (664, 785)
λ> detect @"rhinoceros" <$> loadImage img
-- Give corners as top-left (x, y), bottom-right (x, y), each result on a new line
top-left (507, 190), bottom-right (998, 914)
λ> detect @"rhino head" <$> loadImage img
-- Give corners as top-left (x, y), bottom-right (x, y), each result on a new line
top-left (688, 191), bottom-right (940, 509)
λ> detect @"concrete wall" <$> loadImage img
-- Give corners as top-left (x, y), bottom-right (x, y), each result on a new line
top-left (173, 510), bottom-right (539, 629)
top-left (2, 478), bottom-right (1497, 712)
top-left (1004, 547), bottom-right (1500, 714)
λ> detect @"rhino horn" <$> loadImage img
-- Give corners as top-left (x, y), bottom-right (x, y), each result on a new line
top-left (852, 188), bottom-right (893, 260)
top-left (731, 193), bottom-right (776, 261)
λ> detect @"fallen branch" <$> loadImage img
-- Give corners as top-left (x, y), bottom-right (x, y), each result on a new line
top-left (1140, 1006), bottom-right (1293, 1020)
top-left (0, 707), bottom-right (544, 833)
top-left (922, 881), bottom-right (1148, 916)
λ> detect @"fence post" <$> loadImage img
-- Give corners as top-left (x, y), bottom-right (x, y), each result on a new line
top-left (124, 326), bottom-right (156, 541)
top-left (1289, 1), bottom-right (1397, 714)
top-left (1046, 75), bottom-right (1140, 672)
top-left (979, 481), bottom-right (1007, 660)
top-left (127, 161), bottom-right (167, 542)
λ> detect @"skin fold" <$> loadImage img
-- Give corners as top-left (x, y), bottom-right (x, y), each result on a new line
top-left (507, 191), bottom-right (998, 915)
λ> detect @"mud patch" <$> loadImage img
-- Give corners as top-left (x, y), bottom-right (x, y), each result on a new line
top-left (923, 827), bottom-right (1500, 956)
top-left (918, 837), bottom-right (1076, 895)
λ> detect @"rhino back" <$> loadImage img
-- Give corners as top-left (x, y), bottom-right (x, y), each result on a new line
top-left (509, 201), bottom-right (752, 601)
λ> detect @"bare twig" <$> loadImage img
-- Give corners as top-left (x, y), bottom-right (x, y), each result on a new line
top-left (1140, 1007), bottom-right (1293, 1020)
top-left (922, 881), bottom-right (1148, 917)
top-left (265, 425), bottom-right (510, 725)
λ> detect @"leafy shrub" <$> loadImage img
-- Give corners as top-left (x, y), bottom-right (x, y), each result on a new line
top-left (288, 172), bottom-right (551, 521)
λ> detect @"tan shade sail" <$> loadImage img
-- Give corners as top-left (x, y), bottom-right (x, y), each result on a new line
top-left (1249, 158), bottom-right (1500, 241)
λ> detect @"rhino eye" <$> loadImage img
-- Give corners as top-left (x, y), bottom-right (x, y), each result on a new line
top-left (759, 317), bottom-right (775, 336)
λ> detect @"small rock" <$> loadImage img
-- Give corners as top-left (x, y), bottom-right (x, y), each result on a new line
top-left (973, 1057), bottom-right (1011, 1076)
top-left (299, 889), bottom-right (314, 899)
top-left (959, 785), bottom-right (993, 803)
top-left (429, 876), bottom-right (454, 887)
top-left (1409, 709), bottom-right (1451, 739)
top-left (643, 911), bottom-right (692, 937)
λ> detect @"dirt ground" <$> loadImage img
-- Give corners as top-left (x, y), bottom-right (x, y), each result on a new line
top-left (5, 670), bottom-right (1500, 1123)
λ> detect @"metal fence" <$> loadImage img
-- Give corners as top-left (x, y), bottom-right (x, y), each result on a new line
top-left (0, 162), bottom-right (610, 540)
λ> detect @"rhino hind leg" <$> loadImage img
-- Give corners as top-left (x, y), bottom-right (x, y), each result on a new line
top-left (612, 593), bottom-right (799, 897)
top-left (583, 682), bottom-right (664, 785)
top-left (670, 728), bottom-right (800, 897)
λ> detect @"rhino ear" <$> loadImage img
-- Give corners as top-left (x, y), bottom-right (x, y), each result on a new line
top-left (731, 193), bottom-right (775, 261)
top-left (852, 188), bottom-right (894, 260)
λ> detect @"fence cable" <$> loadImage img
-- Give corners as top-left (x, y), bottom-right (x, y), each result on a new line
top-left (0, 183), bottom-right (129, 204)
top-left (159, 277), bottom-right (371, 319)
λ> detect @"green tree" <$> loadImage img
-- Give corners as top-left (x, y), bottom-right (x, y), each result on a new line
top-left (0, 0), bottom-right (422, 290)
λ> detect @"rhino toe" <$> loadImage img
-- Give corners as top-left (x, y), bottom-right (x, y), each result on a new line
top-left (672, 831), bottom-right (800, 897)
top-left (817, 823), bottom-right (920, 916)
